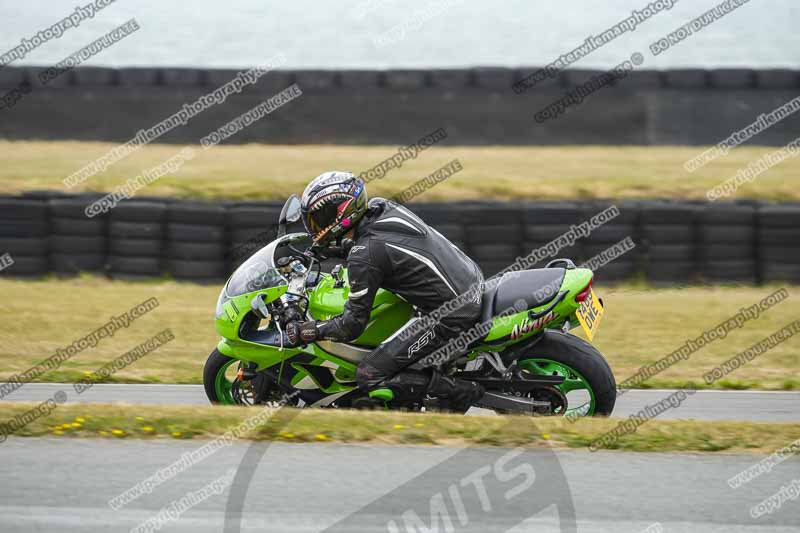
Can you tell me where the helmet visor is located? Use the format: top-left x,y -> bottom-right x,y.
304,201 -> 340,238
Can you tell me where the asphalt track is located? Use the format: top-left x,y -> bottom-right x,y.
2,383 -> 799,422
1,438 -> 798,532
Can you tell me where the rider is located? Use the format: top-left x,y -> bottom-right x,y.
285,171 -> 485,412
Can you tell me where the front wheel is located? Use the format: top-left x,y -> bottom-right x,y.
203,349 -> 243,405
516,330 -> 616,417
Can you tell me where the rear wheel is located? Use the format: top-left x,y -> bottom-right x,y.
516,330 -> 616,417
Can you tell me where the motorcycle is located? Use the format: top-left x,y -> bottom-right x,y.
204,195 -> 616,417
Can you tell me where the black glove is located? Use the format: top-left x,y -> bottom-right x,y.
286,320 -> 319,346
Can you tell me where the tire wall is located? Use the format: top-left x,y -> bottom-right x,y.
1,67 -> 799,145
1,195 -> 798,284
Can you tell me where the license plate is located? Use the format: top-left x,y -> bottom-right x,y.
575,288 -> 604,341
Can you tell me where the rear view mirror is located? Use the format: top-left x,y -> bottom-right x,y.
278,195 -> 302,237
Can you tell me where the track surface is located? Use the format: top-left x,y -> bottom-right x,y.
2,383 -> 799,422
1,438 -> 798,532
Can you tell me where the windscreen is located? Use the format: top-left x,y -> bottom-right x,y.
224,233 -> 312,296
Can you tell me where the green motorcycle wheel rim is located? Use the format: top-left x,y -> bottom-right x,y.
214,359 -> 240,405
518,358 -> 596,417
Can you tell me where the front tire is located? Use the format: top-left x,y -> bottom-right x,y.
517,330 -> 616,417
203,349 -> 239,404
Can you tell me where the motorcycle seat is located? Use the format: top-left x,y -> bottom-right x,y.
480,268 -> 565,324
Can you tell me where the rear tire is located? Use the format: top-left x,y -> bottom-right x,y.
518,330 -> 616,416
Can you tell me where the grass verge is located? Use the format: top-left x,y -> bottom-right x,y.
1,141 -> 799,201
0,277 -> 798,390
1,402 -> 797,454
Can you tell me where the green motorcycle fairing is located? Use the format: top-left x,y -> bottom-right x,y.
213,232 -> 594,403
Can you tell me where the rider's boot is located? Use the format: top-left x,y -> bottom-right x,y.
372,370 -> 431,405
426,371 -> 485,413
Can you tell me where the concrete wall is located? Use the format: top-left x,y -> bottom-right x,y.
1,66 -> 799,145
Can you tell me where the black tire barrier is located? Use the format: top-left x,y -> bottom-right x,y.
698,205 -> 756,283
758,227 -> 800,245
584,224 -> 634,244
51,253 -> 105,274
0,256 -> 48,276
230,227 -> 278,247
759,246 -> 800,264
166,259 -> 227,280
227,205 -> 283,227
166,223 -> 226,243
761,263 -> 800,283
522,240 -> 583,267
469,224 -> 521,245
0,219 -> 48,237
469,243 -> 519,261
476,260 -> 509,278
642,224 -> 693,244
51,235 -> 105,254
0,237 -> 48,256
0,194 -> 798,285
758,205 -> 800,227
112,201 -> 168,222
165,219 -> 225,278
703,260 -> 757,284
107,201 -> 165,277
407,205 -> 463,225
109,238 -> 162,257
524,203 -> 584,224
168,241 -> 225,260
703,244 -> 754,261
593,261 -> 637,282
165,201 -> 227,279
108,256 -> 161,276
647,244 -> 693,262
699,225 -> 756,243
0,198 -> 49,275
639,202 -> 698,225
109,221 -> 163,240
0,198 -> 48,219
49,197 -> 101,218
431,223 -> 465,242
167,203 -> 227,225
524,224 -> 575,241
48,197 -> 107,276
757,204 -> 800,283
646,261 -> 694,283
